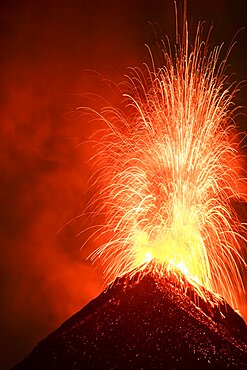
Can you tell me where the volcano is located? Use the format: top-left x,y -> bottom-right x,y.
13,261 -> 247,369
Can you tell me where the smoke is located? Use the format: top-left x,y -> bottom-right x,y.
0,1 -> 146,367
0,2 -> 96,368
0,1 -> 246,369
0,50 -> 99,370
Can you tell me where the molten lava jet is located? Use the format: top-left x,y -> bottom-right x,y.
87,22 -> 246,314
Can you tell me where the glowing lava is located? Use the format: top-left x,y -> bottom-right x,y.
86,21 -> 246,313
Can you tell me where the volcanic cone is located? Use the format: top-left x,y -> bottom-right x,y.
13,261 -> 247,369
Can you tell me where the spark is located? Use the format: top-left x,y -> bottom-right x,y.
85,20 -> 246,313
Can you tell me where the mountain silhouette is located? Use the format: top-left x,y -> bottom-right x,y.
13,261 -> 247,369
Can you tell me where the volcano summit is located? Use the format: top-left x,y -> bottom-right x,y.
13,261 -> 247,369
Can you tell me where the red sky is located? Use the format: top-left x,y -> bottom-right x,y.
1,1 -> 247,369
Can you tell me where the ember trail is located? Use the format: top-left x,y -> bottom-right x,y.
87,21 -> 246,313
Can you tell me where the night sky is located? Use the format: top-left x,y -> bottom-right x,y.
1,1 -> 247,369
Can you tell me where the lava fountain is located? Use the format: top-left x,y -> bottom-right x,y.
85,19 -> 246,315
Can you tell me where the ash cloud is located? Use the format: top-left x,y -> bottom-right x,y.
0,2 -> 145,368
0,1 -> 246,369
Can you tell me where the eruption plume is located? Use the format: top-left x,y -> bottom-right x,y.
11,6 -> 247,370
85,19 -> 246,314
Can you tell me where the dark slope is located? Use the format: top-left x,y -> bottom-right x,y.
13,262 -> 247,370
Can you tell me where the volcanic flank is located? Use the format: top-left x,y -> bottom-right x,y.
13,261 -> 247,370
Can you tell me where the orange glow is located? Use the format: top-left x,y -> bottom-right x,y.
87,21 -> 246,313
